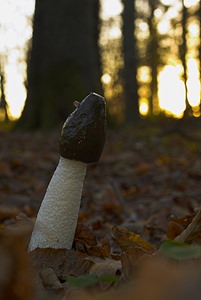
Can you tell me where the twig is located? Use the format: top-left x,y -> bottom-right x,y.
174,207 -> 201,243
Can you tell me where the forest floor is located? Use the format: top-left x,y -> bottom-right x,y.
1,118 -> 201,299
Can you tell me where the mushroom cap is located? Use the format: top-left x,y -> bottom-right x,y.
60,92 -> 106,163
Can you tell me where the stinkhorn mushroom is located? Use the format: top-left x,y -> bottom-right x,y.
28,92 -> 106,251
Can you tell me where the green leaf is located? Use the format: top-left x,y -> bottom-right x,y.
67,274 -> 99,288
66,274 -> 119,288
99,275 -> 119,284
160,240 -> 201,260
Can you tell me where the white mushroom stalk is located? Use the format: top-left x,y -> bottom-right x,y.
28,158 -> 86,251
28,92 -> 106,251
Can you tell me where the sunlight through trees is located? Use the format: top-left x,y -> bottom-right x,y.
0,0 -> 201,125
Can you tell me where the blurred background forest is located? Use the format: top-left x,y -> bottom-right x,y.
0,0 -> 201,129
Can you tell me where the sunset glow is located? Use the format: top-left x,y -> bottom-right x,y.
0,0 -> 201,121
4,64 -> 26,119
0,0 -> 34,119
158,65 -> 186,118
139,98 -> 149,116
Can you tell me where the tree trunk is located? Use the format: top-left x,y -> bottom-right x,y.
122,0 -> 140,125
199,1 -> 201,114
148,0 -> 159,115
19,0 -> 103,129
0,73 -> 9,122
181,1 -> 191,117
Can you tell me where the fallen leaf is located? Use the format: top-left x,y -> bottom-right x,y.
87,239 -> 110,258
134,162 -> 151,175
0,205 -> 20,222
160,240 -> 201,260
174,208 -> 201,243
89,258 -> 121,290
121,247 -> 149,279
40,268 -> 63,290
166,220 -> 183,240
112,226 -> 155,252
75,223 -> 97,247
68,258 -> 94,277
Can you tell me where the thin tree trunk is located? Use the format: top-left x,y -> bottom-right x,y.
122,0 -> 140,125
199,1 -> 201,114
181,1 -> 191,117
148,1 -> 159,115
0,73 -> 9,122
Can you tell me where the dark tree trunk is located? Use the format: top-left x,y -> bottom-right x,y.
199,1 -> 201,114
19,0 -> 103,129
181,1 -> 191,117
148,1 -> 159,115
0,73 -> 8,122
122,0 -> 140,125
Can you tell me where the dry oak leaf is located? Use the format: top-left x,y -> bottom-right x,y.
86,239 -> 111,258
74,223 -> 111,258
112,225 -> 155,252
0,205 -> 20,222
167,215 -> 193,240
40,267 -> 63,290
75,223 -> 97,247
88,258 -> 121,290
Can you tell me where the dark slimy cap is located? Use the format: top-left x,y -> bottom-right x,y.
60,92 -> 106,163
